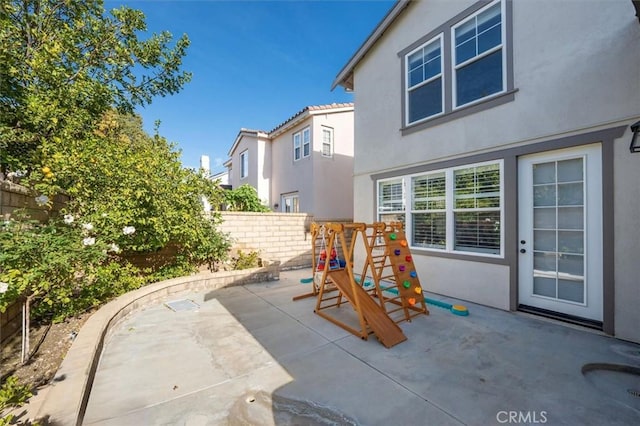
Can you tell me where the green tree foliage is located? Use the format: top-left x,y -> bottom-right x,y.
0,111 -> 232,321
0,213 -> 110,320
0,2 -> 230,322
223,184 -> 270,212
45,111 -> 229,257
0,0 -> 191,172
0,376 -> 32,425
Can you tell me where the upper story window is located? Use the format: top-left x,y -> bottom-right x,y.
322,127 -> 333,157
401,0 -> 512,130
293,132 -> 301,160
406,35 -> 443,124
453,2 -> 503,108
303,128 -> 310,157
240,150 -> 248,179
293,127 -> 311,161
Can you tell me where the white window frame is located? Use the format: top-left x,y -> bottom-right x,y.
411,171 -> 447,249
378,160 -> 504,258
281,193 -> 300,213
240,150 -> 248,179
377,178 -> 406,224
405,34 -> 445,126
321,126 -> 333,157
293,132 -> 302,161
302,127 -> 311,158
293,127 -> 311,160
451,0 -> 506,110
450,161 -> 503,256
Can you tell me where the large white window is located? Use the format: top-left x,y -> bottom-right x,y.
322,127 -> 333,157
406,35 -> 443,125
453,1 -> 504,108
411,173 -> 446,249
378,178 -> 405,224
453,163 -> 501,254
377,161 -> 503,257
240,150 -> 248,179
293,127 -> 311,160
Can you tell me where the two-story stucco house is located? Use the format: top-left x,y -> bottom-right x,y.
226,103 -> 354,220
333,0 -> 640,343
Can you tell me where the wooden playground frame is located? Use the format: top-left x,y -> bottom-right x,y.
293,222 -> 428,347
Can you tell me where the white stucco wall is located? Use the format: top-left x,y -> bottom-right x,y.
231,135 -> 257,189
312,111 -> 355,220
419,256 -> 511,310
256,137 -> 271,206
270,119 -> 315,212
613,128 -> 640,343
349,0 -> 640,340
354,0 -> 640,176
270,109 -> 354,219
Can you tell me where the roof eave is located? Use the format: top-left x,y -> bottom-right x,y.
268,110 -> 312,139
227,129 -> 268,157
331,0 -> 412,91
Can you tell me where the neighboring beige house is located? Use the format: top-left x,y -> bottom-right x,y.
226,103 -> 354,219
333,0 -> 640,343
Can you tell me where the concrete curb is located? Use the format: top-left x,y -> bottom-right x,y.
34,264 -> 280,426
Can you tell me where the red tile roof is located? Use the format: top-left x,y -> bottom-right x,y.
269,102 -> 354,134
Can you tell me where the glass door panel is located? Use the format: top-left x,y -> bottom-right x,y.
532,158 -> 585,304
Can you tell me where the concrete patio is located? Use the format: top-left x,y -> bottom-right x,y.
74,268 -> 640,425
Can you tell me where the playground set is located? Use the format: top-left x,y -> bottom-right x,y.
293,222 -> 431,348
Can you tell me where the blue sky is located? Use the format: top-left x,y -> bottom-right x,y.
105,0 -> 395,173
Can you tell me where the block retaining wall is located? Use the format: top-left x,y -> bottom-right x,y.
218,212 -> 314,270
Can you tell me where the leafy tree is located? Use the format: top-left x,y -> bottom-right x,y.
223,184 -> 270,212
0,0 -> 191,173
0,1 -> 231,325
60,111 -> 228,260
0,111 -> 232,322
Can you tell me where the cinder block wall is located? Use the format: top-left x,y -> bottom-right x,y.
0,180 -> 68,221
218,212 -> 315,270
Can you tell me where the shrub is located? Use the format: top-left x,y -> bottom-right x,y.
0,213 -> 109,322
0,376 -> 32,425
232,250 -> 260,270
223,185 -> 270,212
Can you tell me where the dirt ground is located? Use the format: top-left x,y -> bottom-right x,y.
1,312 -> 92,393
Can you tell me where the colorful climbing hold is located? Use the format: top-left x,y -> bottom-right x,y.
400,240 -> 408,247
451,305 -> 469,316
394,249 -> 401,256
408,297 -> 416,305
390,233 -> 397,240
414,286 -> 422,294
410,271 -> 417,278
405,255 -> 412,262
399,265 -> 406,272
403,280 -> 411,289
